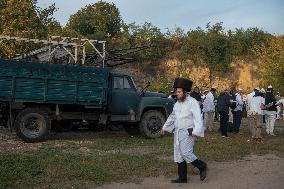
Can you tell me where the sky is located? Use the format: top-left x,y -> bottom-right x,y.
37,0 -> 284,35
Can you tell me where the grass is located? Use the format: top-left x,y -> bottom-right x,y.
0,119 -> 283,188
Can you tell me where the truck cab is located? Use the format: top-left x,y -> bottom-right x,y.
108,72 -> 174,138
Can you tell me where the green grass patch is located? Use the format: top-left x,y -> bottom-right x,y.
0,122 -> 283,188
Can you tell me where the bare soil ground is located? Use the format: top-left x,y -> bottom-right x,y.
97,154 -> 284,189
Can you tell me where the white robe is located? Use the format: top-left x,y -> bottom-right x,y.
234,93 -> 244,111
246,92 -> 255,112
203,92 -> 215,112
162,96 -> 204,163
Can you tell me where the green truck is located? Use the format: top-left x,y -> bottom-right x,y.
0,59 -> 174,142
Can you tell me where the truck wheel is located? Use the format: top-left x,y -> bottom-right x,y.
14,108 -> 51,143
139,110 -> 165,138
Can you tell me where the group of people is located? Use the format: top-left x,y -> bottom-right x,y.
201,86 -> 245,137
188,85 -> 282,139
163,77 -> 283,184
246,86 -> 283,141
172,86 -> 243,137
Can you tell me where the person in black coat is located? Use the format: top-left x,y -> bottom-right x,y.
190,87 -> 203,111
217,89 -> 236,137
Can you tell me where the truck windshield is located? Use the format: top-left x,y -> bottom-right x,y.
130,77 -> 137,90
113,76 -> 135,90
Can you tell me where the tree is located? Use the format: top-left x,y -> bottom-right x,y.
228,27 -> 272,56
66,1 -> 122,38
148,73 -> 173,94
0,0 -> 60,58
37,3 -> 62,36
203,23 -> 232,78
128,22 -> 168,61
181,23 -> 232,84
166,27 -> 187,59
256,36 -> 284,94
182,27 -> 206,63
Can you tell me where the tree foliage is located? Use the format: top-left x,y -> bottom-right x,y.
0,0 -> 60,58
127,22 -> 168,61
0,0 -> 282,93
255,36 -> 284,93
66,1 -> 121,38
179,23 -> 272,83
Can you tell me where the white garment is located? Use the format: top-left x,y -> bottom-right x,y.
163,96 -> 204,137
229,108 -> 233,123
174,129 -> 197,163
265,111 -> 276,134
276,99 -> 284,106
248,96 -> 265,115
246,92 -> 255,112
204,112 -> 214,131
276,99 -> 284,119
162,96 -> 204,163
276,106 -> 281,119
234,93 -> 243,111
202,92 -> 215,113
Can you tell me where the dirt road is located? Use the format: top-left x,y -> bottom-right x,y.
97,154 -> 284,189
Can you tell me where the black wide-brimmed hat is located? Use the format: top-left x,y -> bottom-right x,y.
173,78 -> 193,92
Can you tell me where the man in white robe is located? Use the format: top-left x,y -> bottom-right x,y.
161,78 -> 207,183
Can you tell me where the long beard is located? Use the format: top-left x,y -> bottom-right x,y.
177,95 -> 186,102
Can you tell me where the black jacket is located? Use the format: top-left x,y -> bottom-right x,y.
265,93 -> 277,111
217,92 -> 234,114
190,91 -> 202,102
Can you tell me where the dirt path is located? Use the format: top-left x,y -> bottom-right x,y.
97,154 -> 284,189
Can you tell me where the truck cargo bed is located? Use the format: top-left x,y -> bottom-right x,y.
0,60 -> 109,107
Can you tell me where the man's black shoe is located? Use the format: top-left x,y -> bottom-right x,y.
199,164 -> 207,181
191,159 -> 207,181
171,178 -> 187,183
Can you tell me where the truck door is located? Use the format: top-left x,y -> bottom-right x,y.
109,75 -> 140,115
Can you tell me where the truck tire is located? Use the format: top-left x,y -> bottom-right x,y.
14,108 -> 51,143
139,110 -> 165,138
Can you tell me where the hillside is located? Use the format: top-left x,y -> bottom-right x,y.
113,56 -> 264,94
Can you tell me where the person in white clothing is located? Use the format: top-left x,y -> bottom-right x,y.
246,87 -> 259,132
247,91 -> 265,141
276,98 -> 284,119
161,78 -> 207,183
202,89 -> 215,131
275,92 -> 281,119
246,87 -> 260,111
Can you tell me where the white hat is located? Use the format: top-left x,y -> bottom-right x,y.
254,87 -> 260,91
238,88 -> 243,91
268,85 -> 273,89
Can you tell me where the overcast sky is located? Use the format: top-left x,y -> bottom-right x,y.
37,0 -> 284,34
